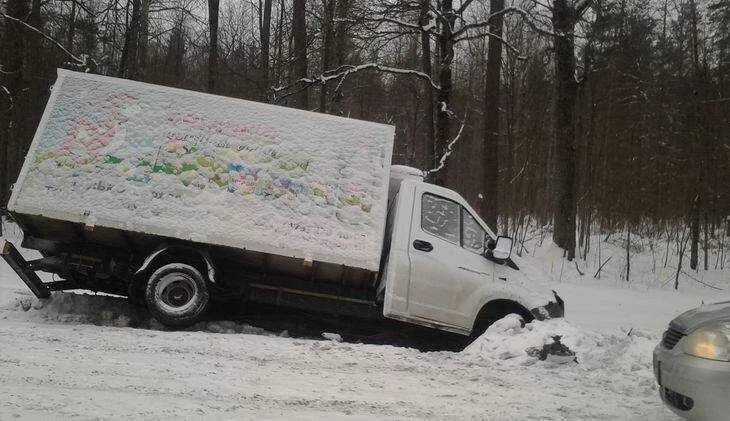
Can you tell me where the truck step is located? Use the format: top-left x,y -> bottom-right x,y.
1,241 -> 51,299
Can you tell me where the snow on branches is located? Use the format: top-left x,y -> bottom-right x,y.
0,13 -> 94,71
273,63 -> 441,104
424,115 -> 467,178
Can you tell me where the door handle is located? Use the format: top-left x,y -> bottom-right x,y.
413,239 -> 433,252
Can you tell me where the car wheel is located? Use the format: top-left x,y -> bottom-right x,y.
145,263 -> 209,327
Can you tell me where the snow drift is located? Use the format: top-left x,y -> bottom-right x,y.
3,291 -> 279,336
8,70 -> 395,271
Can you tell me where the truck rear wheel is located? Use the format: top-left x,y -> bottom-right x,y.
145,263 -> 209,328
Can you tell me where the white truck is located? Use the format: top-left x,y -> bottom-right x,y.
2,70 -> 563,340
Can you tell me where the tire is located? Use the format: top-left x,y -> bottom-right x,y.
466,309 -> 529,349
474,312 -> 525,334
145,263 -> 209,327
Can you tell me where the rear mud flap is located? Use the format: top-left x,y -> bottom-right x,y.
1,241 -> 51,299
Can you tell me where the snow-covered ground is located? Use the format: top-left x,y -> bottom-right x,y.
1,222 -> 729,420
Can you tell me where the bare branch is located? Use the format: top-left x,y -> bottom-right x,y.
1,85 -> 13,112
424,115 -> 467,177
455,31 -> 526,58
453,7 -> 555,38
575,0 -> 594,18
273,63 -> 441,103
0,13 -> 88,67
365,16 -> 423,31
457,0 -> 477,14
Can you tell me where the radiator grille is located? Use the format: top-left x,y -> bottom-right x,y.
662,387 -> 694,411
662,326 -> 685,350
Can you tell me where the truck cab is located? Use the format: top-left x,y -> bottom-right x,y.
377,166 -> 563,336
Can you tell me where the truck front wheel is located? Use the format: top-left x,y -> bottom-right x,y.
145,263 -> 210,327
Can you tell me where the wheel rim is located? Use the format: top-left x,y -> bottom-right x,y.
154,272 -> 199,315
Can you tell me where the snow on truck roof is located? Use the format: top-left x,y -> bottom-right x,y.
388,165 -> 425,204
8,69 -> 395,271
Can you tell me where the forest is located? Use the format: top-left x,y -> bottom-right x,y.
1,0 -> 728,275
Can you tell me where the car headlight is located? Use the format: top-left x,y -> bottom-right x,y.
680,323 -> 730,361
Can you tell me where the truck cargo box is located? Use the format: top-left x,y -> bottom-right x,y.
8,69 -> 395,272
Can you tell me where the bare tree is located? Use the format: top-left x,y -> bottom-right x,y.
260,0 -> 273,100
432,0 -> 456,185
319,0 -> 337,112
551,0 -> 593,260
119,0 -> 143,78
420,0 -> 436,172
292,0 -> 308,109
482,0 -> 505,229
331,0 -> 352,115
162,17 -> 186,86
208,0 -> 220,93
0,0 -> 27,209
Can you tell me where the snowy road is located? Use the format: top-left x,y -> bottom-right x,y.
0,284 -> 681,420
0,309 -> 668,420
3,230 -> 728,420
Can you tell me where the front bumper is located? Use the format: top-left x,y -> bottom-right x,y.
653,343 -> 730,420
530,291 -> 565,321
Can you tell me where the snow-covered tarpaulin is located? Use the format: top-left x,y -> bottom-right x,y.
8,69 -> 395,271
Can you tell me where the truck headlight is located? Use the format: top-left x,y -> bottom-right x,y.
680,324 -> 730,361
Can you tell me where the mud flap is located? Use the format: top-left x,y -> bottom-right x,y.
1,240 -> 51,299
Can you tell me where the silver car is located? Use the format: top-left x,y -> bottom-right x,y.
653,301 -> 730,420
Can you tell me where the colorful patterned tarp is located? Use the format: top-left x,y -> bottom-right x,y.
9,70 -> 395,271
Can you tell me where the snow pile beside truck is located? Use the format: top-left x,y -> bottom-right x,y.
8,69 -> 395,271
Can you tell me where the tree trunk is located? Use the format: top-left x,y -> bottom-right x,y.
164,19 -> 186,85
675,231 -> 687,290
626,225 -> 631,282
333,0 -> 350,61
690,204 -> 699,270
20,0 -> 45,168
137,0 -> 150,80
275,0 -> 285,87
260,0 -> 273,101
420,0 -> 435,172
551,0 -> 578,260
687,0 -> 705,272
319,0 -> 336,113
292,0 -> 308,109
482,0 -> 504,230
703,212 -> 709,271
0,0 -> 29,210
329,0 -> 350,115
433,0 -> 455,185
66,1 -> 77,53
207,0 -> 220,93
118,0 -> 142,78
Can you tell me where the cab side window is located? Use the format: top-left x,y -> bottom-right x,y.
421,193 -> 460,244
461,210 -> 485,254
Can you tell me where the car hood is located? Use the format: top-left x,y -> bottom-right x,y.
671,301 -> 730,333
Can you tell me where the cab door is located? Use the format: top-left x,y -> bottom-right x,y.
406,185 -> 494,329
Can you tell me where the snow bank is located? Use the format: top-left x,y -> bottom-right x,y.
2,291 -> 278,336
9,70 -> 395,271
463,315 -> 659,399
520,226 -> 729,292
322,332 -> 343,342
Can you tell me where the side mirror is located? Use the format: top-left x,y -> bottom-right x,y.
492,236 -> 513,260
